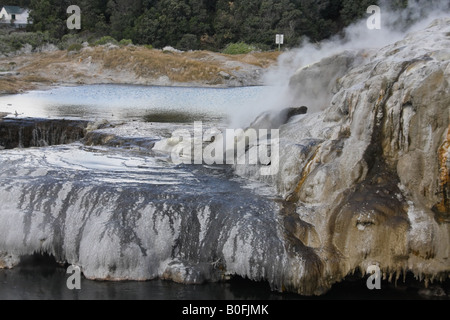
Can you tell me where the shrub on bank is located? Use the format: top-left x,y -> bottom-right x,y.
119,39 -> 133,46
67,43 -> 83,52
0,31 -> 55,55
177,34 -> 199,51
94,36 -> 119,46
222,42 -> 256,55
59,33 -> 85,50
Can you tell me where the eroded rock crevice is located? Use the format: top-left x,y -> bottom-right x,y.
0,118 -> 88,149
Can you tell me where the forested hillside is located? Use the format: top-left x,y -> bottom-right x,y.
1,0 -> 411,50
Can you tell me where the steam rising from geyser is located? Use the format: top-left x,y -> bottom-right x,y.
229,0 -> 450,128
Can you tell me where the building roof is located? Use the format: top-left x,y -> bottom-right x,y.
2,6 -> 27,15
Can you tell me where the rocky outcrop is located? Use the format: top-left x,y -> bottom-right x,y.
236,18 -> 450,292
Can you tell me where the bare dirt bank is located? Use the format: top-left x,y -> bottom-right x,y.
0,46 -> 281,95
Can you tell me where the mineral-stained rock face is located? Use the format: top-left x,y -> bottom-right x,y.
236,18 -> 450,290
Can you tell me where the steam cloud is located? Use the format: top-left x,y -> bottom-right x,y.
229,0 -> 450,128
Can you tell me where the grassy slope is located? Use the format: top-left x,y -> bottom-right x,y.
0,46 -> 281,94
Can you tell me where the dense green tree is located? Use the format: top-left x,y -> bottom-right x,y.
134,0 -> 191,48
107,0 -> 142,40
177,33 -> 198,50
0,0 -> 31,7
28,0 -> 72,38
340,0 -> 377,26
76,0 -> 110,35
22,0 -> 435,51
213,0 -> 306,47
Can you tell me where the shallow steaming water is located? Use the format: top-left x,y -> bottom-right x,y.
0,84 -> 265,123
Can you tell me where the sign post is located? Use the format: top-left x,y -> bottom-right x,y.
275,34 -> 284,51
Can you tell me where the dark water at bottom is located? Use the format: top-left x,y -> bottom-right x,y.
0,255 -> 447,300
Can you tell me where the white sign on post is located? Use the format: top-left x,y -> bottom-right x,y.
275,34 -> 284,44
276,34 -> 284,50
